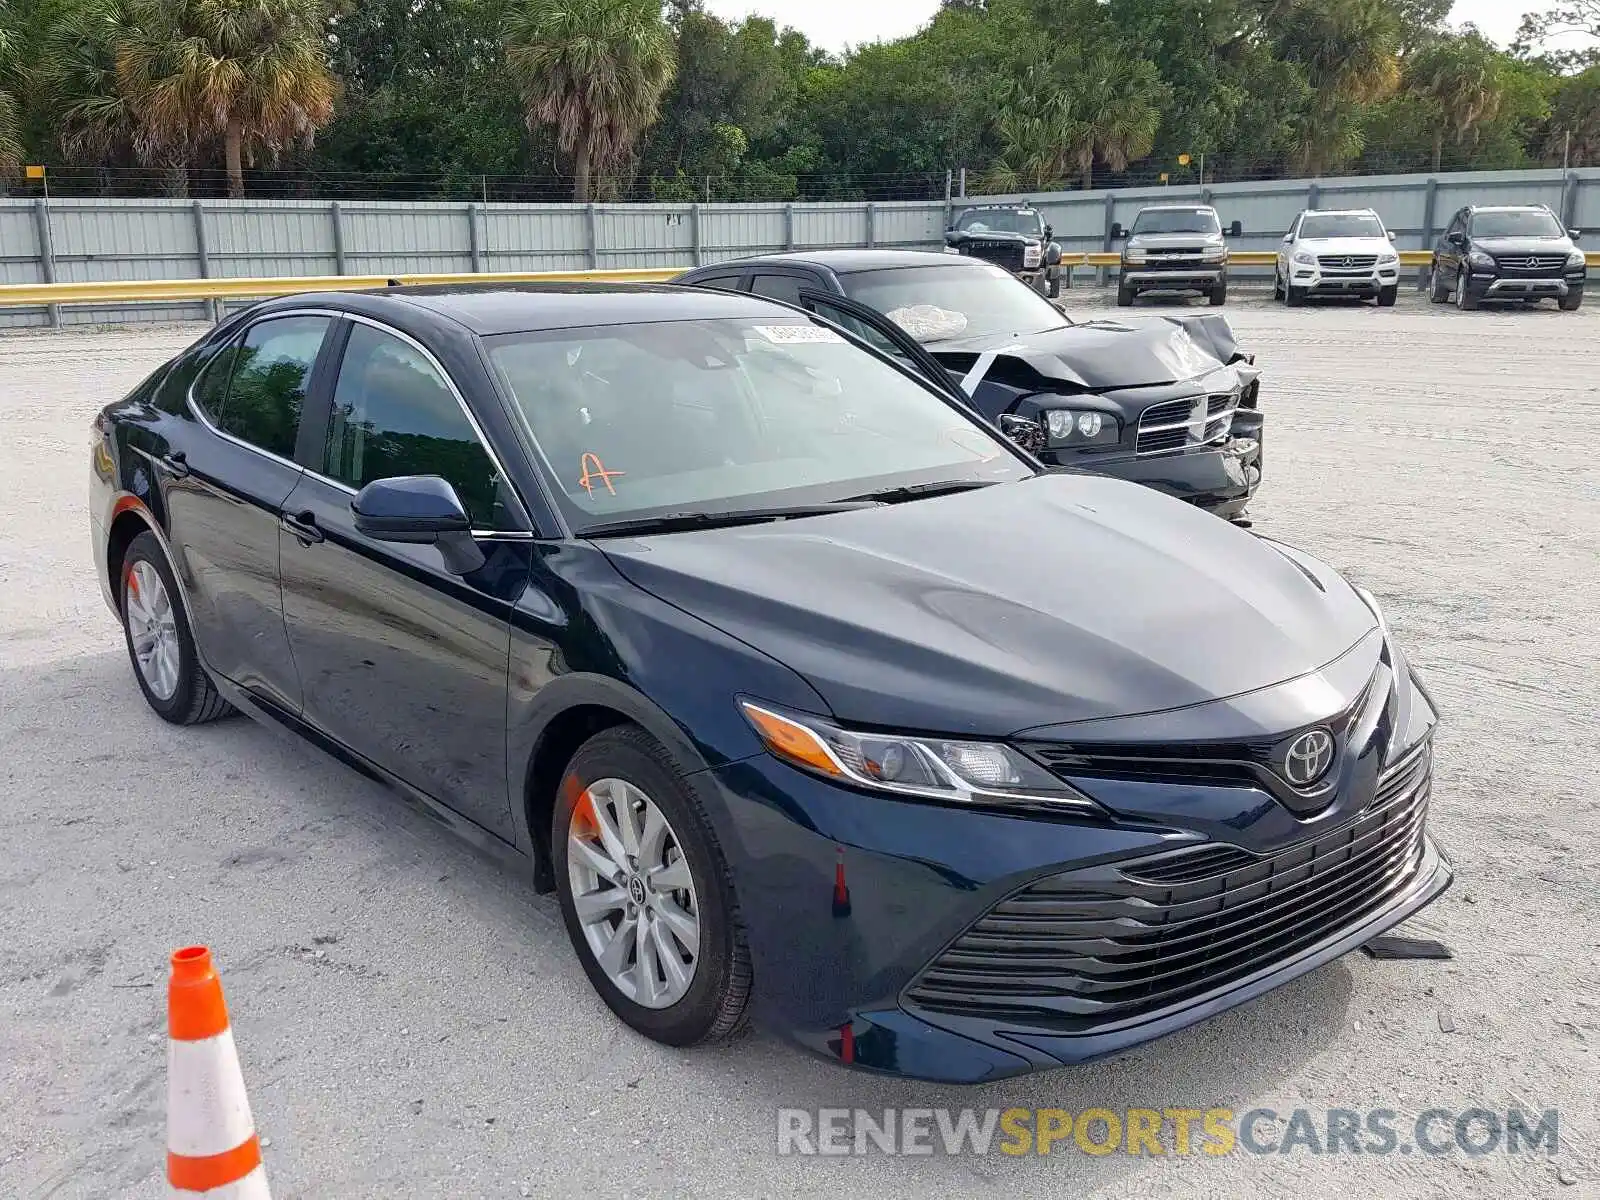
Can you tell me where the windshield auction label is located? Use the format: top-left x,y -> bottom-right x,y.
754,325 -> 846,344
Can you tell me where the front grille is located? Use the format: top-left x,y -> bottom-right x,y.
963,240 -> 1025,271
1317,254 -> 1378,272
1136,392 -> 1238,455
904,742 -> 1433,1031
1139,250 -> 1209,272
1494,255 -> 1567,275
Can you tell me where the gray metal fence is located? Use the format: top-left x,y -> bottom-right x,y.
2,166 -> 1595,328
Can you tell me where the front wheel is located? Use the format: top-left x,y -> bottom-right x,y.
1272,268 -> 1285,300
1116,281 -> 1136,307
1560,289 -> 1584,311
553,726 -> 751,1047
1454,268 -> 1479,311
1377,286 -> 1398,308
119,532 -> 232,725
1429,262 -> 1450,303
1285,285 -> 1307,308
1046,270 -> 1061,299
1209,283 -> 1228,307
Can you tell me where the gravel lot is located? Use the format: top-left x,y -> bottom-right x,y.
1,292 -> 1596,1199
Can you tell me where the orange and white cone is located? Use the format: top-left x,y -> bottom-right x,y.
166,946 -> 271,1198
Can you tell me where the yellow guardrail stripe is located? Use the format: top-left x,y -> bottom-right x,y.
0,254 -> 1592,308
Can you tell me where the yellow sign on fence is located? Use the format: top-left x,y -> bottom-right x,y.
24,165 -> 45,179
1177,154 -> 1192,167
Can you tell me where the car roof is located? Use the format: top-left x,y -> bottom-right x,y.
1302,208 -> 1379,216
255,282 -> 800,337
958,203 -> 1039,212
692,249 -> 969,275
1468,204 -> 1551,213
1135,204 -> 1218,215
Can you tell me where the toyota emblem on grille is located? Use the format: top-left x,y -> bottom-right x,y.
1285,730 -> 1335,786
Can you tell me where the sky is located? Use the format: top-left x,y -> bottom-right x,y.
702,1 -> 1554,53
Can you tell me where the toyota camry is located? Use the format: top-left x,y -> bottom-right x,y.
90,283 -> 1450,1082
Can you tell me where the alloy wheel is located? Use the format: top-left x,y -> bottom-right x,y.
126,560 -> 180,701
567,777 -> 700,1009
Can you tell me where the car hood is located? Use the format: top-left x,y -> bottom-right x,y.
1473,235 -> 1576,255
925,313 -> 1245,391
1296,237 -> 1395,256
597,474 -> 1377,737
950,230 -> 1039,243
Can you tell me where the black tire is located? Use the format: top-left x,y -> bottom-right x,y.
552,725 -> 752,1046
1429,262 -> 1450,303
1377,286 -> 1398,308
119,531 -> 232,725
1046,270 -> 1061,299
1285,285 -> 1307,308
1454,267 -> 1479,311
1560,290 -> 1583,312
1272,268 -> 1284,300
1209,283 -> 1227,307
1116,281 -> 1135,307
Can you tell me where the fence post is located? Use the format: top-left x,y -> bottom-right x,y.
1419,177 -> 1438,291
958,167 -> 967,198
469,203 -> 484,273
866,202 -> 877,248
192,200 -> 220,323
943,169 -> 953,231
1100,191 -> 1116,289
690,204 -> 702,266
33,199 -> 60,328
1307,180 -> 1320,211
585,203 -> 599,270
1562,172 -> 1580,230
784,202 -> 795,251
330,201 -> 347,276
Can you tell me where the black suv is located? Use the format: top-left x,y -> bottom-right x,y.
1430,204 -> 1586,311
943,204 -> 1064,297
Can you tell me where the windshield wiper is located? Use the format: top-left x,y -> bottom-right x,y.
837,479 -> 1001,504
579,502 -> 877,539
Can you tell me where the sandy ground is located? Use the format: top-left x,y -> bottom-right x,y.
1,291 -> 1596,1198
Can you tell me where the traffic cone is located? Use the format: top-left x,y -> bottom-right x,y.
166,946 -> 271,1198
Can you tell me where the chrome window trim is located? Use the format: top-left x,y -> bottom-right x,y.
187,306 -> 534,534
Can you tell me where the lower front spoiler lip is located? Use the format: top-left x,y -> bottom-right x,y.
1480,278 -> 1572,297
855,835 -> 1453,1083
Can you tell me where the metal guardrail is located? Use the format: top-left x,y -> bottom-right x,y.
0,252 -> 1592,309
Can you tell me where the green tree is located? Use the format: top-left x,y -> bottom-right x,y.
0,1 -> 22,179
116,0 -> 337,197
1406,31 -> 1507,171
503,0 -> 677,201
1544,64 -> 1600,166
1269,0 -> 1401,174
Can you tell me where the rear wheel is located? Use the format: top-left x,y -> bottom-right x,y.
552,726 -> 751,1046
1560,289 -> 1583,311
119,532 -> 231,725
1377,286 -> 1398,308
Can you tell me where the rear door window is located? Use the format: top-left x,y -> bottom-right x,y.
750,274 -> 810,305
212,316 -> 331,460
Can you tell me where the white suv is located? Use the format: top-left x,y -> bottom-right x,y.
1275,209 -> 1401,307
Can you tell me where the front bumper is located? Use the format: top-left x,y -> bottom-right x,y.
1465,271 -> 1585,300
1121,266 -> 1226,292
1064,434 -> 1262,519
699,733 -> 1450,1083
1289,262 -> 1400,296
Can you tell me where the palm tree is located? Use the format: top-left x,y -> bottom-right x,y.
36,0 -> 152,185
1406,33 -> 1506,171
0,6 -> 22,181
986,64 -> 1082,192
117,0 -> 336,198
1274,0 -> 1400,175
1061,47 -> 1165,191
503,0 -> 677,202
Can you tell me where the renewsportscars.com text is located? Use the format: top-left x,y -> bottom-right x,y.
775,1106 -> 1560,1158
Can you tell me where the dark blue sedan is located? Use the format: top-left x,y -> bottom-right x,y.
89,283 -> 1450,1082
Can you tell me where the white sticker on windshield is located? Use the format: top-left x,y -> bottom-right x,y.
753,324 -> 845,344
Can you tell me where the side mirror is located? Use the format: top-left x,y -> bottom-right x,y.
352,475 -> 484,575
1387,230 -> 1397,242
944,229 -> 960,246
1110,222 -> 1125,240
1282,233 -> 1294,243
1570,229 -> 1582,243
1045,243 -> 1063,266
1227,220 -> 1243,238
1448,231 -> 1468,249
1043,224 -> 1054,241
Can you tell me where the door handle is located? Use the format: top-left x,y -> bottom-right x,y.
159,450 -> 189,478
280,510 -> 325,545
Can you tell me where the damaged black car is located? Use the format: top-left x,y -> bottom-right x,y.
674,251 -> 1264,522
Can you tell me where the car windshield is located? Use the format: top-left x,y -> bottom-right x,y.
487,317 -> 1031,531
838,263 -> 1069,344
1132,209 -> 1221,236
1301,213 -> 1385,239
955,209 -> 1044,237
1472,210 -> 1564,238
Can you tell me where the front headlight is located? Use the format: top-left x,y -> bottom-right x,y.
1293,250 -> 1315,265
1468,250 -> 1495,269
1123,248 -> 1147,265
1568,250 -> 1587,269
1043,408 -> 1121,446
1379,251 -> 1399,265
739,700 -> 1102,812
1201,246 -> 1228,264
1023,240 -> 1043,267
